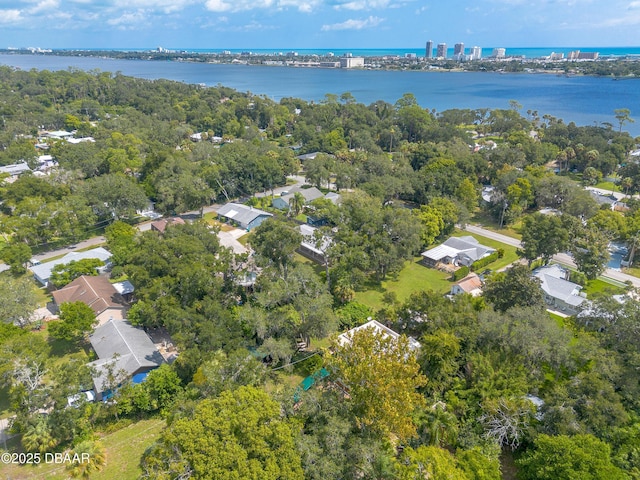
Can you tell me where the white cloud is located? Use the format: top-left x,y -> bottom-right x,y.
321,15 -> 383,30
107,10 -> 148,27
0,9 -> 22,23
114,0 -> 194,13
629,1 -> 640,8
333,0 -> 390,10
27,0 -> 59,14
205,0 -> 274,12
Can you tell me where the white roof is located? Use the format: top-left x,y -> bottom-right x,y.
337,320 -> 421,351
422,244 -> 460,261
30,247 -> 112,285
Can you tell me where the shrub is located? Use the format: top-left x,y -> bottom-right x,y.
470,252 -> 500,271
452,266 -> 470,281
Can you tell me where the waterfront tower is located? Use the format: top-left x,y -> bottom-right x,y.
454,43 -> 465,60
425,40 -> 434,59
437,43 -> 447,58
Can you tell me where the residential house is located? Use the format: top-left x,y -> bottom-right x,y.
532,264 -> 586,315
421,236 -> 495,268
450,273 -> 483,296
589,190 -> 618,211
0,162 -> 32,182
297,225 -> 331,264
51,275 -> 128,324
87,320 -> 164,400
337,319 -> 421,352
30,247 -> 112,286
217,203 -> 273,231
272,186 -> 324,210
150,217 -> 186,234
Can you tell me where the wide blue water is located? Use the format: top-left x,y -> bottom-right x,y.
1,53 -> 639,136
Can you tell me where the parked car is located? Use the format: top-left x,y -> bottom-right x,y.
67,390 -> 96,408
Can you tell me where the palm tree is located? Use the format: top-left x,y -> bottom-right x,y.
66,440 -> 107,479
289,192 -> 305,217
22,418 -> 58,453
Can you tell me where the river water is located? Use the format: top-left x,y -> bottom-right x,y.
1,54 -> 639,136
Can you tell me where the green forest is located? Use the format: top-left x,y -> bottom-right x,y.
1,65 -> 640,479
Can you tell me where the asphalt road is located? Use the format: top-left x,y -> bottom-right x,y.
464,224 -> 640,288
21,175 -> 309,265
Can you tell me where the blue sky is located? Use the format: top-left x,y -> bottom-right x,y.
0,0 -> 639,49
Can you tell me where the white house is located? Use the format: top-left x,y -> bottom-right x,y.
337,319 -> 421,351
421,236 -> 495,268
532,264 -> 586,314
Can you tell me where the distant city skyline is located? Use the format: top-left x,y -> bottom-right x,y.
0,1 -> 639,50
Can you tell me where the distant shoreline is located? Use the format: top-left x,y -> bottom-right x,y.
2,49 -> 640,79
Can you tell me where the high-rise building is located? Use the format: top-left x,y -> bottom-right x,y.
491,48 -> 506,58
470,46 -> 482,61
437,43 -> 447,58
454,43 -> 465,58
425,40 -> 434,59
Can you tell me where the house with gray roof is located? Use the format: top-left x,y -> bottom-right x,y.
87,320 -> 164,401
272,186 -> 325,210
532,264 -> 586,315
421,236 -> 495,268
30,247 -> 112,286
0,162 -> 32,180
217,203 -> 273,231
297,225 -> 331,264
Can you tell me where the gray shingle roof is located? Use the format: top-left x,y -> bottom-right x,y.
88,320 -> 164,393
217,203 -> 272,227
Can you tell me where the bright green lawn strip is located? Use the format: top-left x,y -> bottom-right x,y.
451,231 -> 520,271
1,418 -> 165,480
594,181 -> 621,193
469,211 -> 522,240
354,258 -> 450,311
582,278 -> 626,297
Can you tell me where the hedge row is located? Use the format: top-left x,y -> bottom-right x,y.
470,248 -> 504,271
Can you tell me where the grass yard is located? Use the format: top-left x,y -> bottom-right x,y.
354,258 -> 451,311
237,232 -> 252,247
594,180 -> 621,193
583,277 -> 626,297
1,418 -> 165,480
469,211 -> 522,240
623,266 -> 640,279
451,231 -> 520,271
202,213 -> 235,232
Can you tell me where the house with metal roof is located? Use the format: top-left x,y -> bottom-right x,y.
421,236 -> 495,268
87,320 -> 164,401
30,247 -> 112,286
532,264 -> 586,315
217,203 -> 272,231
297,225 -> 331,264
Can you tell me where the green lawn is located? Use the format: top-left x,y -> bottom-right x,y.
469,211 -> 522,240
594,181 -> 621,193
623,266 -> 640,279
451,231 -> 520,271
353,258 -> 451,310
1,418 -> 165,480
202,213 -> 235,231
583,277 -> 626,297
237,232 -> 252,246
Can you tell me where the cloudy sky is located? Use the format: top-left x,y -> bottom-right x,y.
0,0 -> 639,49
